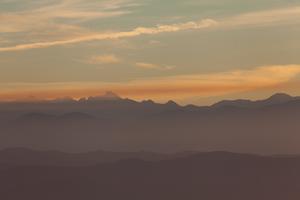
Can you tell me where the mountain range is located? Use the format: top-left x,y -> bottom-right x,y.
0,92 -> 300,154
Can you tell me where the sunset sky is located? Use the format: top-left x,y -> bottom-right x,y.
1,0 -> 300,105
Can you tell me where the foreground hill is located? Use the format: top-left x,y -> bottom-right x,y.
0,148 -> 194,166
0,150 -> 300,200
1,93 -> 300,154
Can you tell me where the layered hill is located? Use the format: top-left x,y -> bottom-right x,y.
0,93 -> 300,154
0,148 -> 300,200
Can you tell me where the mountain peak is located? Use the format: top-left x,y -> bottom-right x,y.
166,100 -> 179,107
103,91 -> 121,99
211,93 -> 296,108
265,93 -> 293,103
87,91 -> 121,101
268,93 -> 292,99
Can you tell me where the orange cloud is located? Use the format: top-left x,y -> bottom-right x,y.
135,62 -> 175,70
0,65 -> 300,103
86,54 -> 121,65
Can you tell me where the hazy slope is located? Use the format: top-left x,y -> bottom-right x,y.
1,151 -> 300,200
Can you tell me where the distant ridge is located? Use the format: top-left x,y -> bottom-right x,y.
18,112 -> 95,121
212,93 -> 298,108
0,147 -> 199,166
2,92 -> 300,154
59,112 -> 96,120
264,93 -> 294,103
18,113 -> 56,121
82,91 -> 122,102
1,92 -> 299,108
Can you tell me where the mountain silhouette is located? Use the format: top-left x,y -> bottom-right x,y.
0,148 -> 173,166
1,149 -> 300,200
59,112 -> 96,120
212,92 -> 297,108
1,93 -> 300,154
85,91 -> 122,102
18,112 -> 95,121
266,92 -> 293,101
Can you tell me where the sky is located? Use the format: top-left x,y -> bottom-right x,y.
0,0 -> 300,105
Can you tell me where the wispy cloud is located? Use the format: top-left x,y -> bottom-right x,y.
1,64 -> 300,102
0,0 -> 131,32
0,0 -> 135,46
0,19 -> 217,52
1,5 -> 300,52
222,6 -> 300,28
136,62 -> 175,70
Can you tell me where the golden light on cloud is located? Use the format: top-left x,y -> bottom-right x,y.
86,54 -> 121,65
0,65 -> 300,103
135,62 -> 175,70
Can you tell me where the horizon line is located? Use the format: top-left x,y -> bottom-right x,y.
0,92 -> 296,107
